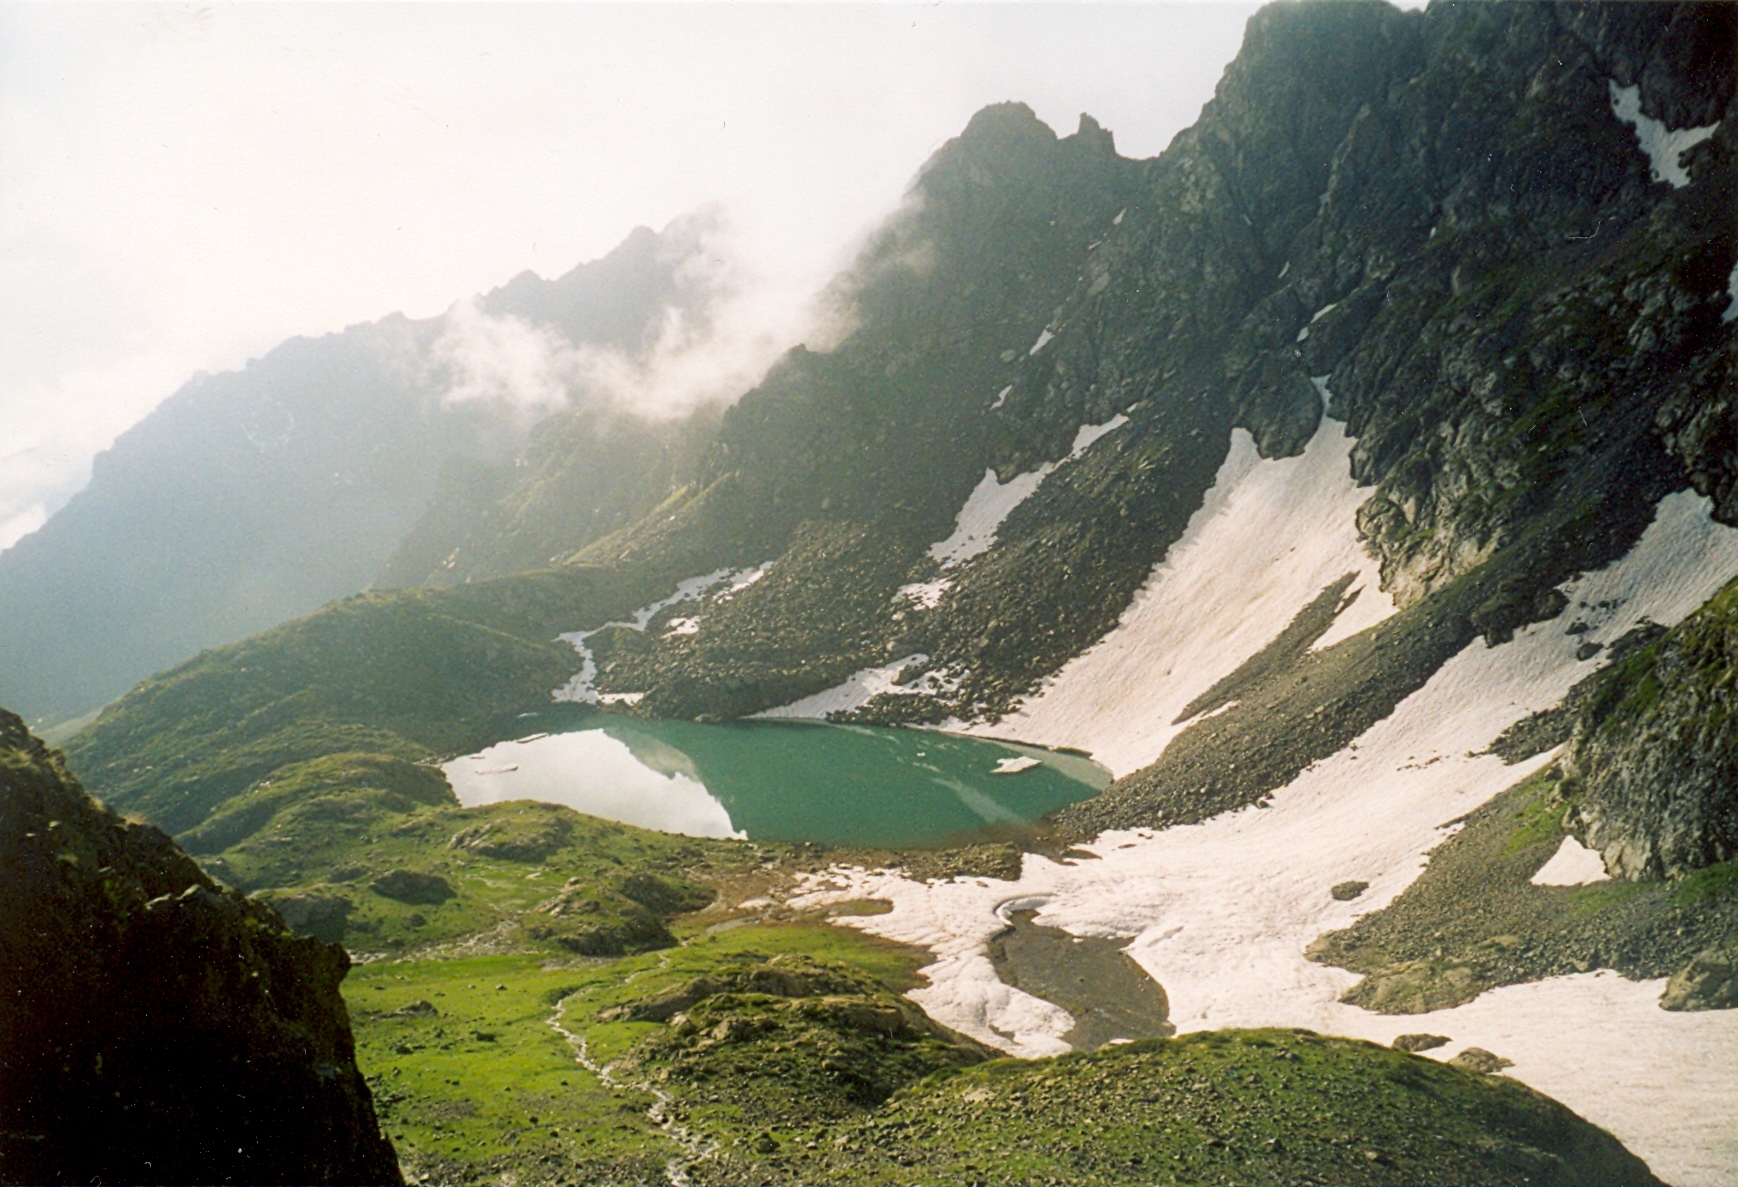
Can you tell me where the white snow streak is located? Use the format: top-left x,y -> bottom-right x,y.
1609,82 -> 1720,189
766,414 -> 1135,720
928,415 -> 1130,569
991,384 -> 1013,410
972,409 -> 1393,777
1295,301 -> 1339,342
929,469 -> 1052,568
1028,328 -> 1055,355
1531,835 -> 1611,886
753,654 -> 930,720
553,568 -> 746,703
1723,259 -> 1737,325
991,756 -> 1043,775
794,489 -> 1738,1185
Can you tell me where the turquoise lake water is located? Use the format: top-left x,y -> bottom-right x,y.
442,718 -> 1108,847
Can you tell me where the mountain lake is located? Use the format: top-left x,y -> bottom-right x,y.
442,717 -> 1109,846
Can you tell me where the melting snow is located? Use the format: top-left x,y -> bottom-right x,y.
928,415 -> 1130,569
754,654 -> 930,720
1609,82 -> 1720,189
663,617 -> 700,637
1069,413 -> 1127,455
1724,259 -> 1737,325
896,578 -> 952,611
990,384 -> 1013,410
972,405 -> 1393,776
929,470 -> 1052,568
792,488 -> 1738,1185
991,756 -> 1043,775
553,567 -> 754,703
1531,835 -> 1611,886
721,565 -> 770,597
1028,328 -> 1055,355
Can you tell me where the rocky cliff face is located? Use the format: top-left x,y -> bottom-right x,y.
1567,577 -> 1738,880
0,709 -> 399,1185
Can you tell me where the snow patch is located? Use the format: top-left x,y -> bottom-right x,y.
991,756 -> 1043,775
1609,82 -> 1720,189
896,578 -> 952,611
928,469 -> 1052,568
1295,301 -> 1339,342
754,654 -> 929,720
663,617 -> 700,637
927,415 -> 1130,570
720,565 -> 771,598
793,489 -> 1738,1184
971,407 -> 1393,776
552,567 -> 754,703
1069,414 -> 1127,456
1531,836 -> 1611,886
1028,328 -> 1054,355
990,384 -> 1013,410
1112,208 -> 1126,226
1724,259 -> 1738,325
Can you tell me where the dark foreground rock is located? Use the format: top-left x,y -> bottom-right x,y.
0,708 -> 400,1186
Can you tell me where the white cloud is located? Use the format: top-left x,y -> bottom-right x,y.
0,2 -> 1259,547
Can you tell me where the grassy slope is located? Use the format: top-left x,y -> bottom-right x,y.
1309,765 -> 1738,1013
149,746 -> 1661,1186
61,565 -> 681,834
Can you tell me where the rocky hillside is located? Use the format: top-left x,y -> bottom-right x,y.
0,708 -> 399,1185
0,216 -> 721,729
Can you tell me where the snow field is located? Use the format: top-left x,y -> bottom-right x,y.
928,414 -> 1129,569
791,489 -> 1738,1185
1609,82 -> 1720,189
972,409 -> 1395,776
753,653 -> 931,720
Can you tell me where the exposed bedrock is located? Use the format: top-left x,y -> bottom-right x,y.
0,709 -> 399,1186
1566,577 -> 1738,880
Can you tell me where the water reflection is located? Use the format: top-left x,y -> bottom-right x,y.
442,719 -> 1107,846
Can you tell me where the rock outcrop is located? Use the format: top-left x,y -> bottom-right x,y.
1568,576 -> 1738,879
0,709 -> 399,1185
1660,945 -> 1738,1011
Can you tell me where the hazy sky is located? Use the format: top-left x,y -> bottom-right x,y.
0,1 -> 1284,551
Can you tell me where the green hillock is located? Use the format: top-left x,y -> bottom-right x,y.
61,564 -> 679,834
735,1028 -> 1660,1187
